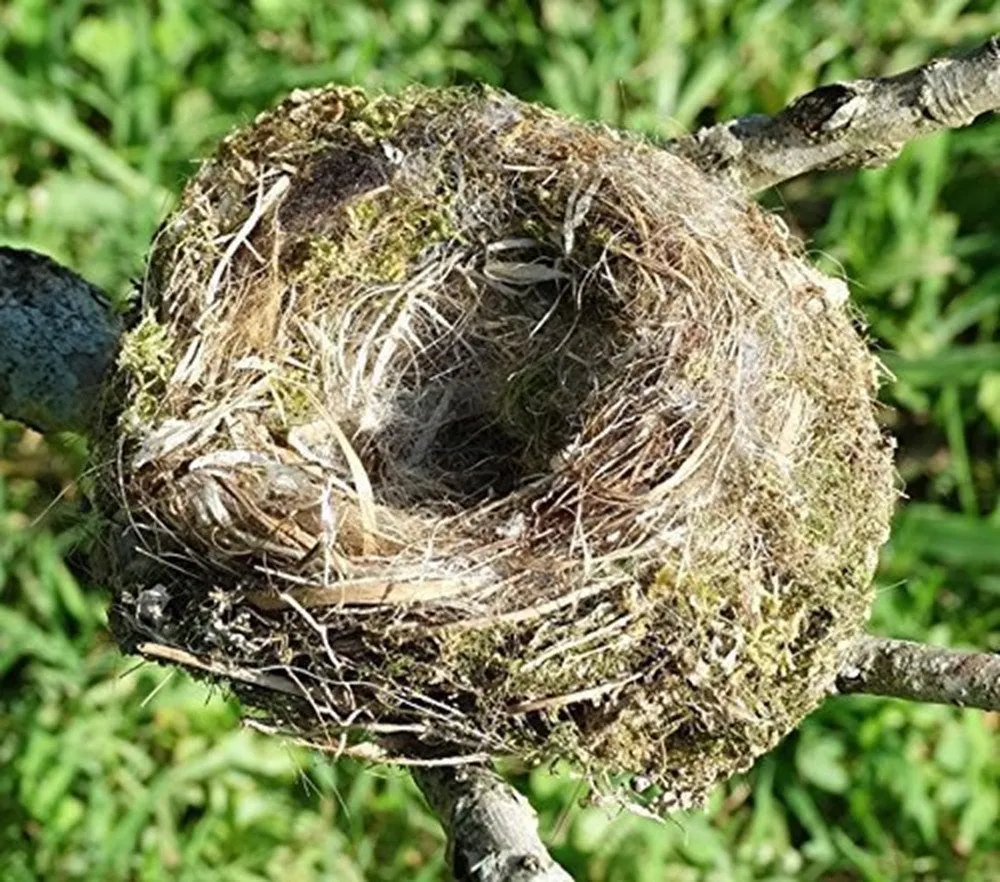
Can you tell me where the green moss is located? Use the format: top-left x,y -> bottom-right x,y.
438,626 -> 519,695
115,315 -> 177,431
266,367 -> 319,429
298,187 -> 456,284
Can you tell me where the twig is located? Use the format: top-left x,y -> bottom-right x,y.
246,575 -> 478,610
673,36 -> 1000,192
508,674 -> 641,715
414,765 -> 574,882
838,636 -> 1000,711
137,641 -> 307,697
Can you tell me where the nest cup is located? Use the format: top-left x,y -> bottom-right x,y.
100,85 -> 895,810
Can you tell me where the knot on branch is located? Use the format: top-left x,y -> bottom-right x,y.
671,34 -> 1000,192
784,82 -> 866,139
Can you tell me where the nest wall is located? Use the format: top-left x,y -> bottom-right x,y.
99,85 -> 896,810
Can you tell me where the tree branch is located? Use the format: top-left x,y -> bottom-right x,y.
673,36 -> 1000,192
838,636 -> 1000,711
414,765 -> 574,882
0,247 -> 121,433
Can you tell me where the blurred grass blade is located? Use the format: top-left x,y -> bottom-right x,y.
0,67 -> 163,202
892,505 -> 1000,567
884,344 -> 1000,387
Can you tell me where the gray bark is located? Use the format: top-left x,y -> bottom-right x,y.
0,247 -> 121,433
838,636 -> 1000,710
414,765 -> 574,882
672,35 -> 1000,193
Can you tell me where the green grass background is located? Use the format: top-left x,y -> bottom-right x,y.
2,1 -> 999,879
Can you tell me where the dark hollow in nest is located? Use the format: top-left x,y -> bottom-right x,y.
98,85 -> 896,810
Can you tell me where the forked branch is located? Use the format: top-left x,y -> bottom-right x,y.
674,36 -> 1000,192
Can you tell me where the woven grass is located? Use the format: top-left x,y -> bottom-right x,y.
98,85 -> 895,810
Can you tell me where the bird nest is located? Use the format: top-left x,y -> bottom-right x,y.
97,85 -> 895,810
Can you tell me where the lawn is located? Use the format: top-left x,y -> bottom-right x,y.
1,1 -> 999,880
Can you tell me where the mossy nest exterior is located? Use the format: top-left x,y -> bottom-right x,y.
99,85 -> 895,810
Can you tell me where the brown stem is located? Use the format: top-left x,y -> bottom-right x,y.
414,765 -> 574,882
673,36 -> 1000,192
838,636 -> 1000,711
